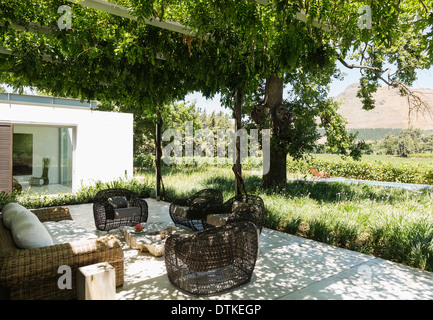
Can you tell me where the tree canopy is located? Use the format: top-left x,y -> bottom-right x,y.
1,0 -> 432,186
1,1 -> 431,106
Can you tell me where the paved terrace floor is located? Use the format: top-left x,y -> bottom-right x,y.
69,199 -> 433,300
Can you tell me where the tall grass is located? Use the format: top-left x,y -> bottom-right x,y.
137,167 -> 433,272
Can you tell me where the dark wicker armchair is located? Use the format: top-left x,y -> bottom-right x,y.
165,221 -> 258,296
93,188 -> 148,231
207,194 -> 265,233
169,189 -> 223,231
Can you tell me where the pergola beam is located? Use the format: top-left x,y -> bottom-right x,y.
66,0 -> 329,36
66,0 -> 197,36
0,46 -> 55,62
67,0 -> 136,20
0,22 -> 54,35
0,46 -> 113,87
0,0 -> 327,51
253,0 -> 329,30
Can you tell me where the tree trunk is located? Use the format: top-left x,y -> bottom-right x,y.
261,76 -> 287,188
155,110 -> 165,200
234,89 -> 243,196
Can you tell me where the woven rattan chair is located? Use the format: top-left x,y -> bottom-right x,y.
93,188 -> 148,231
207,194 -> 265,233
169,189 -> 223,231
165,221 -> 258,296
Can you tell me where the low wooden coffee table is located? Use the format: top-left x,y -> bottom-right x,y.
120,222 -> 192,257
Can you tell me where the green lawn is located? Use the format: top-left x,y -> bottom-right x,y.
136,166 -> 433,272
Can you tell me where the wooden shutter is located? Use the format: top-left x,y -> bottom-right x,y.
0,123 -> 13,193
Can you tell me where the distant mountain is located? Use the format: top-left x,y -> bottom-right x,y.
335,83 -> 433,130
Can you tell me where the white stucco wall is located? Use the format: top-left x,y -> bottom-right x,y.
0,99 -> 133,191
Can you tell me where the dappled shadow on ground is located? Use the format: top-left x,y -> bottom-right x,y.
284,255 -> 433,300
70,202 -> 433,300
116,227 -> 433,300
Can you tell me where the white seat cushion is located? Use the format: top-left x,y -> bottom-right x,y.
114,207 -> 142,218
43,220 -> 97,244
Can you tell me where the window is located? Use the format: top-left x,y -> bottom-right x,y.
13,125 -> 73,194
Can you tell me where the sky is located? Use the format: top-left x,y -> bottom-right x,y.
184,64 -> 433,115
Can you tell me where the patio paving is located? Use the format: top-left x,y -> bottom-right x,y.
69,198 -> 433,300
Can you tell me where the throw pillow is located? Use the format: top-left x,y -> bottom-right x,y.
2,202 -> 29,229
108,196 -> 128,209
10,209 -> 54,249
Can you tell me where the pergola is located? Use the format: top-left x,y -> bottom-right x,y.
2,1 -> 430,196
64,0 -> 328,199
0,0 -> 326,198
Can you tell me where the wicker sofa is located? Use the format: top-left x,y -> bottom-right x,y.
0,205 -> 124,300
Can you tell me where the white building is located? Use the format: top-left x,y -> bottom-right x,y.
0,93 -> 133,194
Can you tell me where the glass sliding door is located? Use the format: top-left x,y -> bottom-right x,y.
12,125 -> 73,194
59,127 -> 73,188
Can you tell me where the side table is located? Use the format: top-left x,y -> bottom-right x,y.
77,262 -> 116,300
120,222 -> 192,257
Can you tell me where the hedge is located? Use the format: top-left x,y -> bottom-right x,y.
135,153 -> 433,185
290,158 -> 433,185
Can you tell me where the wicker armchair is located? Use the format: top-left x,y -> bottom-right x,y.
165,221 -> 258,296
169,189 -> 223,231
207,194 -> 265,233
93,188 -> 148,231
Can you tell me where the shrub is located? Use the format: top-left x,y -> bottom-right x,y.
0,191 -> 17,211
289,158 -> 433,185
134,153 -> 155,169
15,178 -> 152,209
